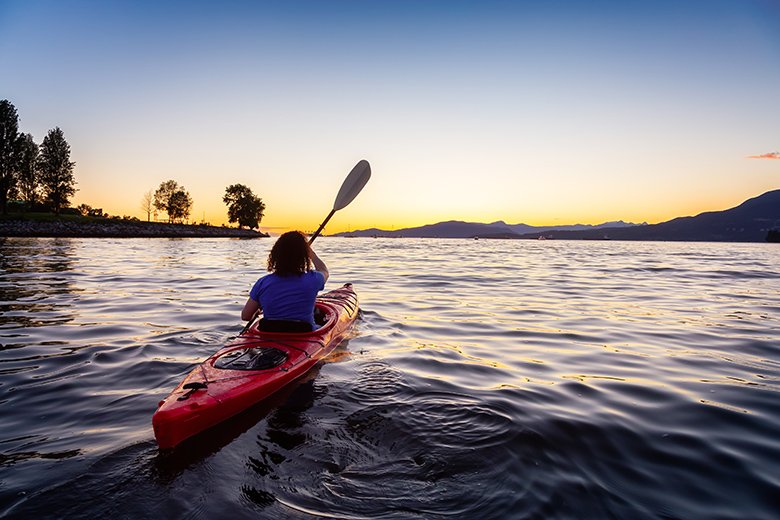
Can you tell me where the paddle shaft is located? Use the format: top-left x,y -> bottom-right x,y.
309,209 -> 336,245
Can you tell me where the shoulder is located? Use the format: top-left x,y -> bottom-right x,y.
254,273 -> 277,287
305,270 -> 325,288
250,273 -> 275,298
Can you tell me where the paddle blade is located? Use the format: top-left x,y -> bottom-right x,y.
333,160 -> 371,211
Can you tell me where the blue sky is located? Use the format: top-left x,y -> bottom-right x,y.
2,0 -> 778,230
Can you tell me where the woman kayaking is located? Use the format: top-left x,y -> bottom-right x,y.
241,230 -> 329,332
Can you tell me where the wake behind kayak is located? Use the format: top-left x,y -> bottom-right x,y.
152,283 -> 359,449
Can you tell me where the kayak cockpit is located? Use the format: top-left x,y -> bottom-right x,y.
244,301 -> 338,336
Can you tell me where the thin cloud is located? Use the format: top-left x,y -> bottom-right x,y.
747,152 -> 780,159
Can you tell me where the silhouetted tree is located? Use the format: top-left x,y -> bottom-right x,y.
0,99 -> 20,214
140,189 -> 153,222
16,133 -> 40,206
38,127 -> 77,214
223,184 -> 265,229
168,190 -> 192,223
154,180 -> 192,223
153,180 -> 179,222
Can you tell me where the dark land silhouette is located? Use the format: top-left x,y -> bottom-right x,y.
0,217 -> 268,238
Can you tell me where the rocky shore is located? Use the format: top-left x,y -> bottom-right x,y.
0,219 -> 268,238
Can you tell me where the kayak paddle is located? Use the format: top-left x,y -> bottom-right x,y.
309,159 -> 371,244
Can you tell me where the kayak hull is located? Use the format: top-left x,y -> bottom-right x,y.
152,283 -> 359,449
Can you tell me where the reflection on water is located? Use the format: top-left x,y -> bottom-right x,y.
0,238 -> 77,331
1,237 -> 779,519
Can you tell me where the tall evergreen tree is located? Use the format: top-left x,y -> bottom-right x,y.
38,127 -> 77,214
0,100 -> 20,214
16,133 -> 40,206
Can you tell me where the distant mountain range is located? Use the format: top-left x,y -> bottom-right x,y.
335,220 -> 641,239
335,189 -> 780,242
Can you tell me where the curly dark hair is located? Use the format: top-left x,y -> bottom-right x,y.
267,231 -> 312,275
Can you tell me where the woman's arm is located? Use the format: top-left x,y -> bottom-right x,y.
310,249 -> 329,283
241,297 -> 261,321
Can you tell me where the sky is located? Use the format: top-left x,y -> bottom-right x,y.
1,0 -> 779,233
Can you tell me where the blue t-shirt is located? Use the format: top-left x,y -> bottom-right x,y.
249,271 -> 325,327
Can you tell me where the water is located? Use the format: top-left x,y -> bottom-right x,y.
1,237 -> 779,519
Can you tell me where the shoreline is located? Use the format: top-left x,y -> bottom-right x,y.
0,218 -> 268,238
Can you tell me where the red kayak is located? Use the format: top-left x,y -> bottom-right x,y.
152,283 -> 359,449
